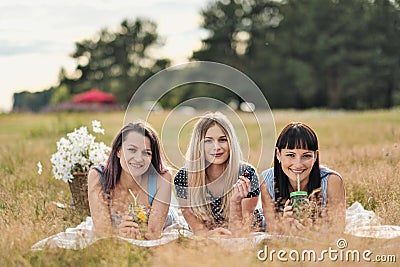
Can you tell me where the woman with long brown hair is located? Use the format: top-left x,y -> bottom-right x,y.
88,121 -> 175,240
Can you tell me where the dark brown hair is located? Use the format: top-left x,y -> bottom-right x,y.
274,122 -> 320,211
103,122 -> 166,194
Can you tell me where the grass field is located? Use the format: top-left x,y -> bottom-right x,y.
0,109 -> 399,266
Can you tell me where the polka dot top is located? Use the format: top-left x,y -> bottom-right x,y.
174,164 -> 260,225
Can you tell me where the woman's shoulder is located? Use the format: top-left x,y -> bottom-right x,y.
89,165 -> 110,192
175,167 -> 188,176
157,168 -> 172,182
88,166 -> 104,192
325,169 -> 345,194
88,165 -> 102,180
320,166 -> 342,180
261,167 -> 274,182
173,167 -> 188,185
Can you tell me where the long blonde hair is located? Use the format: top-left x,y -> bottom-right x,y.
186,112 -> 243,225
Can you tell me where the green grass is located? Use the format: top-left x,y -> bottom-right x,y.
0,109 -> 399,266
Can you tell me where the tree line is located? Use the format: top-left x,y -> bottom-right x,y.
13,0 -> 400,112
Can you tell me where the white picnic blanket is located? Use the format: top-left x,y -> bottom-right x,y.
31,202 -> 400,251
344,201 -> 400,239
30,218 -> 188,250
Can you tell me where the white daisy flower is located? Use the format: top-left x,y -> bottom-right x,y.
92,120 -> 105,134
37,161 -> 43,175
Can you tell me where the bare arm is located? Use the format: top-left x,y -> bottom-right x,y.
177,197 -> 231,236
181,207 -> 208,234
88,169 -> 113,237
229,176 -> 258,235
326,173 -> 346,233
241,196 -> 258,219
178,197 -> 209,234
146,171 -> 172,240
260,182 -> 280,233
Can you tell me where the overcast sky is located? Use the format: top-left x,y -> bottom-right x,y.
0,0 -> 208,112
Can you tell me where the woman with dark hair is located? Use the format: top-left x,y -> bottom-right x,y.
261,122 -> 345,234
88,122 -> 175,240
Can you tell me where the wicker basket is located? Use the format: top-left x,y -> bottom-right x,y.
68,172 -> 90,216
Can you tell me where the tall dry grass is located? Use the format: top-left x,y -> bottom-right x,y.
0,109 -> 399,266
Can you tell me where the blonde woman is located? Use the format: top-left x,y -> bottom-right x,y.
174,112 -> 261,236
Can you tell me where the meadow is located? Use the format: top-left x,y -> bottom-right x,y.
0,109 -> 399,266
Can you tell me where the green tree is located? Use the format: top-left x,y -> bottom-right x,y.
253,0 -> 399,109
190,0 -> 279,107
12,88 -> 54,112
194,0 -> 400,109
49,85 -> 71,106
65,18 -> 170,105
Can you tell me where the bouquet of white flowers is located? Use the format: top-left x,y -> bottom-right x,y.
50,120 -> 110,183
50,120 -> 110,215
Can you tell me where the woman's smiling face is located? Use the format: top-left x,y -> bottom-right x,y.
203,124 -> 230,166
118,131 -> 152,177
276,147 -> 318,185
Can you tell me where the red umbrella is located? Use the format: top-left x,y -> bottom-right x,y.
73,88 -> 116,103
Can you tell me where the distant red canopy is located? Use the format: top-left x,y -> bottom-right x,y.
73,88 -> 116,103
